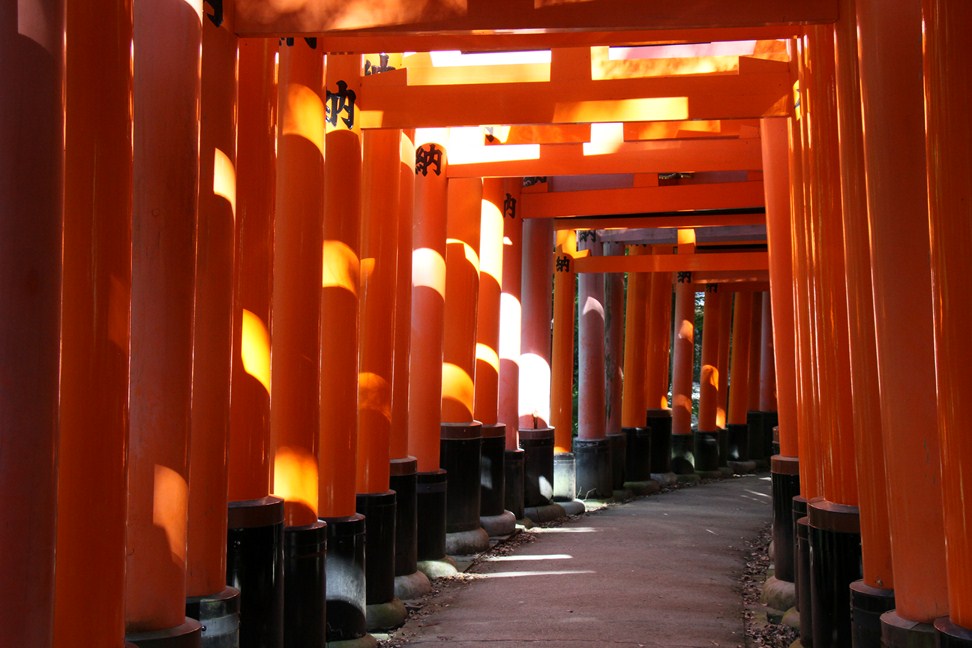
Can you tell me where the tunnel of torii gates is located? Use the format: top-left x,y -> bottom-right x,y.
3,1 -> 972,648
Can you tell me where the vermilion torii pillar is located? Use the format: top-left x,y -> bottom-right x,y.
645,254 -> 674,476
696,284 -> 723,473
519,216 -> 556,506
186,5 -> 241,641
924,3 -> 972,642
409,138 -> 452,573
551,228 -> 578,502
575,235 -> 613,498
857,0 -> 948,638
53,0 -> 129,645
604,241 -> 627,490
726,291 -> 753,462
670,271 -> 697,474
831,0 -> 895,634
357,124 -> 407,630
229,36 -> 285,648
621,246 -> 652,482
497,178 -> 526,518
271,39 -> 327,648
440,175 -> 490,555
714,285 -> 732,468
320,52 -> 371,645
125,1 -> 202,643
475,178 -> 518,536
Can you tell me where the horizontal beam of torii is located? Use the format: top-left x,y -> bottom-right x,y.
564,250 -> 768,274
550,210 -> 766,231
446,137 -> 763,178
234,0 -> 837,52
358,58 -> 791,129
521,182 -> 765,219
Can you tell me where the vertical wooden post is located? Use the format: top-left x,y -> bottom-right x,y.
475,178 -> 507,427
727,292 -> 753,428
924,1 -> 972,638
622,247 -> 649,428
125,0 -> 202,640
498,179 -> 524,448
857,0 -> 948,628
551,230 -> 578,453
391,130 -> 416,463
646,257 -> 674,412
671,274 -> 696,438
519,218 -> 554,428
604,242 -> 625,437
715,288 -> 732,431
54,0 -> 129,645
698,286 -> 722,433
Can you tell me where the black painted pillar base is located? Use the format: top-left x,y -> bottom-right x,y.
126,619 -> 202,648
186,587 -> 240,648
646,409 -> 672,474
321,514 -> 368,644
283,521 -> 327,648
356,491 -> 406,632
553,451 -> 576,501
389,458 -> 417,578
746,410 -> 767,467
809,500 -> 862,647
935,617 -> 972,647
694,430 -> 720,472
622,426 -> 651,481
727,423 -> 749,461
771,456 -> 799,583
227,496 -> 284,648
574,437 -> 612,499
762,411 -> 778,459
441,422 -> 489,555
881,610 -> 936,648
504,449 -> 525,519
671,433 -> 695,475
716,428 -> 729,468
771,425 -> 780,457
416,469 -> 447,561
794,497 -> 813,648
519,427 -> 555,506
607,433 -> 626,490
479,424 -> 506,517
850,580 -> 894,648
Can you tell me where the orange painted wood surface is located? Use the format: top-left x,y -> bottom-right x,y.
671,276 -> 696,436
519,219 -> 554,429
698,287 -> 723,432
645,267 -> 674,411
390,131 -> 416,461
498,179 -> 525,449
621,248 -> 650,428
551,231 -> 578,452
727,293 -> 753,426
475,179 -> 508,425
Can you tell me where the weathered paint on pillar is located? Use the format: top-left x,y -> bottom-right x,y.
715,289 -> 732,430
604,242 -> 626,435
671,273 -> 696,435
126,0 -> 203,633
646,259 -> 673,411
358,127 -> 400,493
229,37 -> 276,502
577,238 -> 606,441
760,119 -> 799,458
698,285 -> 723,432
551,230 -> 577,452
271,40 -> 324,527
390,130 -> 415,461
924,0 -> 972,627
857,0 -> 948,622
54,0 -> 128,644
187,5 -> 239,598
519,218 -> 554,428
409,139 -> 449,471
498,178 -> 524,449
442,177 -> 483,424
320,53 -> 363,517
727,292 -> 753,427
621,247 -> 649,428
832,0 -> 892,587
474,179 -> 508,425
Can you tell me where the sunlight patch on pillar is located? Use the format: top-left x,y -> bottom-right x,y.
241,309 -> 271,395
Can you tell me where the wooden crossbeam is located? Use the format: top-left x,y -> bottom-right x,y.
359,62 -> 791,129
551,210 -> 766,231
522,182 -> 765,219
447,137 -> 764,178
569,250 -> 768,274
235,0 -> 837,51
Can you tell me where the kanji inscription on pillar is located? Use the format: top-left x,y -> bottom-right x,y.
415,144 -> 443,176
325,81 -> 357,130
677,271 -> 693,284
556,255 -> 572,273
364,54 -> 396,76
503,193 -> 517,219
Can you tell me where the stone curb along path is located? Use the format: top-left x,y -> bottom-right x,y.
381,475 -> 774,647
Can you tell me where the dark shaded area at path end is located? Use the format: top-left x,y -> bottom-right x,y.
398,475 -> 773,647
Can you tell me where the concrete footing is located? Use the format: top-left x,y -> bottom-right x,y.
445,527 -> 490,556
728,460 -> 757,474
416,556 -> 458,580
365,598 -> 407,632
651,472 -> 677,487
480,510 -> 517,537
881,610 -> 936,648
624,480 -> 661,496
393,570 -> 432,601
523,502 -> 568,524
327,634 -> 379,648
762,576 -> 797,614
